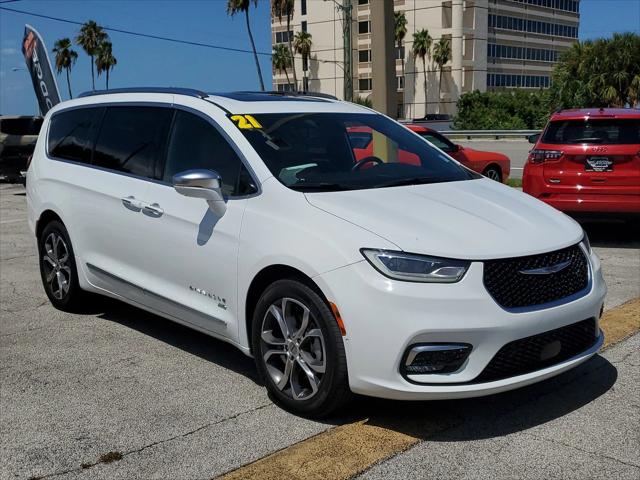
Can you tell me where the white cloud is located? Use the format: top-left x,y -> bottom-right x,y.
1,47 -> 18,56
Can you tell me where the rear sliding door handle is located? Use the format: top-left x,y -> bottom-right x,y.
142,203 -> 164,218
121,196 -> 144,211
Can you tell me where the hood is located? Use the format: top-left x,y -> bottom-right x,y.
305,178 -> 582,260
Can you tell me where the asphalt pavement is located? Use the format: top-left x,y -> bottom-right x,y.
0,183 -> 638,480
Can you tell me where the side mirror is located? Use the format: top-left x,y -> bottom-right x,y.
528,133 -> 541,144
173,169 -> 227,217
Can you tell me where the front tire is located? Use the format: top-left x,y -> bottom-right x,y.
251,279 -> 351,417
38,220 -> 86,312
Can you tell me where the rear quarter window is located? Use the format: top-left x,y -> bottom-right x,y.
48,108 -> 103,163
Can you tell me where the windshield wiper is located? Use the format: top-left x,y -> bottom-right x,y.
289,182 -> 355,192
378,176 -> 438,188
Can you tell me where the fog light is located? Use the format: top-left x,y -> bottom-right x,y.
403,344 -> 472,374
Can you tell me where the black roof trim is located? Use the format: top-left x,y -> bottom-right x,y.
211,91 -> 338,102
78,87 -> 208,98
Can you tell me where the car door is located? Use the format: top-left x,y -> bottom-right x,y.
78,104 -> 173,305
137,108 -> 257,339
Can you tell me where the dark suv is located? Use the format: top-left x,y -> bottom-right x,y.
0,115 -> 43,182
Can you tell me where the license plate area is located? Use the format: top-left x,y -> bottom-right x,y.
585,156 -> 613,172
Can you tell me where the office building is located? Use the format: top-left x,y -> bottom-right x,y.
271,0 -> 580,117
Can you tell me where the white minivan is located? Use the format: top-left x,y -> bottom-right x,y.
27,88 -> 606,416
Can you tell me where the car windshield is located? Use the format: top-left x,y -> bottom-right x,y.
234,112 -> 477,192
542,119 -> 640,145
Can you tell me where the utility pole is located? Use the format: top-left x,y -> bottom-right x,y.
326,0 -> 353,101
370,0 -> 396,117
342,0 -> 352,102
370,0 -> 397,163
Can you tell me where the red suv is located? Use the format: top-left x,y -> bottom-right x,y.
523,108 -> 640,215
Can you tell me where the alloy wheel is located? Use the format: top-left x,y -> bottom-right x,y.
485,168 -> 501,181
42,232 -> 71,300
260,297 -> 326,400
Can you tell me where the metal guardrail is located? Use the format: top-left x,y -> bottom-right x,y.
440,129 -> 540,140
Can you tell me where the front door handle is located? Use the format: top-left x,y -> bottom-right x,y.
121,196 -> 144,212
142,203 -> 164,218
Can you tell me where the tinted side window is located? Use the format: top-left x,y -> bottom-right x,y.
48,108 -> 102,163
93,106 -> 172,178
163,111 -> 247,196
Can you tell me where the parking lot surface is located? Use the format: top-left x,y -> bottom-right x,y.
1,183 -> 638,480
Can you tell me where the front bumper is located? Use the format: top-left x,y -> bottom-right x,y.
315,250 -> 607,400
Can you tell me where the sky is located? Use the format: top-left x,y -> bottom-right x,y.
1,0 -> 639,115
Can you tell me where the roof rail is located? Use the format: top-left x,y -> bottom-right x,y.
78,87 -> 208,98
230,90 -> 338,101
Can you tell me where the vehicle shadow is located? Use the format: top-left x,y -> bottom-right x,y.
578,217 -> 639,249
92,295 -> 261,385
354,354 -> 617,441
91,293 -> 618,438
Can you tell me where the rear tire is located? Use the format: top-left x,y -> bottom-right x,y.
251,278 -> 351,418
38,220 -> 87,312
483,165 -> 502,182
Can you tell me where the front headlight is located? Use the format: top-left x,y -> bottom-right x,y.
581,231 -> 592,255
361,249 -> 470,283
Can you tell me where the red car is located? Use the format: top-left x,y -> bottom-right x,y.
523,108 -> 640,215
405,124 -> 511,182
347,125 -> 511,182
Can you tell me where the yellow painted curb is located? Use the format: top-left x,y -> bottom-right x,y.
219,420 -> 418,480
218,297 -> 640,480
600,297 -> 640,348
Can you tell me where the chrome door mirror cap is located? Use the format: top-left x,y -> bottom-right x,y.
172,169 -> 227,216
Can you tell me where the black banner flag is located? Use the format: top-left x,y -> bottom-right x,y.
22,24 -> 61,114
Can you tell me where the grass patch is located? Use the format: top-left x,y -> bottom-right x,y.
99,451 -> 123,464
507,178 -> 522,188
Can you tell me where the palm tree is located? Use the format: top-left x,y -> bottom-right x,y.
75,20 -> 108,90
432,38 -> 451,113
227,0 -> 265,91
549,33 -> 640,108
52,38 -> 78,99
293,31 -> 312,92
412,28 -> 432,115
95,41 -> 117,90
394,12 -> 407,89
272,0 -> 297,92
272,43 -> 292,90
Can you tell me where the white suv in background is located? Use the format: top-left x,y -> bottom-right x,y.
27,88 -> 606,417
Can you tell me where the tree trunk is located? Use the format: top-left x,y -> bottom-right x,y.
245,9 -> 265,91
287,15 -> 298,92
399,41 -> 405,117
66,68 -> 72,99
283,67 -> 291,90
423,57 -> 427,116
438,67 -> 443,113
90,55 -> 95,90
106,68 -> 110,90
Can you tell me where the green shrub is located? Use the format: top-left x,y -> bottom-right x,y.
454,90 -> 549,130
